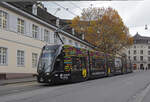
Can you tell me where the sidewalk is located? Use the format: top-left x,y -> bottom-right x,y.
0,77 -> 36,86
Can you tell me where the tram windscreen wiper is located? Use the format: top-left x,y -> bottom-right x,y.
42,62 -> 46,71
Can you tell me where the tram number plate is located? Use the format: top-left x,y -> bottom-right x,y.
60,74 -> 70,80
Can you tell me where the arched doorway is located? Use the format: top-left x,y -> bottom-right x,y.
140,64 -> 144,70
148,64 -> 150,70
133,64 -> 137,70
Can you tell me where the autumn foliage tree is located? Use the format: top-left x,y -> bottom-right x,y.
70,7 -> 133,55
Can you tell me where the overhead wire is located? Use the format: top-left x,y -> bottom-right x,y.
52,2 -> 78,16
70,2 -> 83,11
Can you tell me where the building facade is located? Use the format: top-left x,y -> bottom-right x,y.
126,33 -> 150,70
0,2 -> 94,79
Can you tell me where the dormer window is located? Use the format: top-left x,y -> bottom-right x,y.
32,4 -> 37,15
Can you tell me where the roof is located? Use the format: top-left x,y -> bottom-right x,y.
133,33 -> 150,44
130,25 -> 150,37
1,2 -> 95,49
7,2 -> 57,27
7,2 -> 83,38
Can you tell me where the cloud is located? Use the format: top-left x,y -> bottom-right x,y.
43,0 -> 150,36
126,0 -> 150,27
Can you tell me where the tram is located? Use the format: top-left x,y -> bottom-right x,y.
37,44 -> 132,84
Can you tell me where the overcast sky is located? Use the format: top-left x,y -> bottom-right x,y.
43,0 -> 150,36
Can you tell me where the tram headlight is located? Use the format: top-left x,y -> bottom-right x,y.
46,73 -> 50,76
55,74 -> 59,77
60,73 -> 63,77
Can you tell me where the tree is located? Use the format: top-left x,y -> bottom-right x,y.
70,7 -> 133,55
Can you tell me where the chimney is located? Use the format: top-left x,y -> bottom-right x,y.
82,34 -> 85,40
56,17 -> 60,27
44,7 -> 47,12
72,28 -> 75,35
145,25 -> 148,30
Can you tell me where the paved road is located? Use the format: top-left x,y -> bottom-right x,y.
1,70 -> 150,102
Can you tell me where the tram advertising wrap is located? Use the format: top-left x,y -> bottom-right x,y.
37,44 -> 133,85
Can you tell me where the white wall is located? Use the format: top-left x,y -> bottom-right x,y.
0,6 -> 92,74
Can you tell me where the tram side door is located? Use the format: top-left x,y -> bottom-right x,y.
71,57 -> 82,82
107,59 -> 115,76
81,57 -> 88,79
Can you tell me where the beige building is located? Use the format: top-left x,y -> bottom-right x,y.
126,33 -> 150,70
0,2 -> 94,79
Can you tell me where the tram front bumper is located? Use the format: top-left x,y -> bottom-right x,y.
37,74 -> 52,83
37,73 -> 61,83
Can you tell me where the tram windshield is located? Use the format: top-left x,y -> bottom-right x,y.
38,45 -> 61,72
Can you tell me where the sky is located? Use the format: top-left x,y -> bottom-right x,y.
43,0 -> 150,37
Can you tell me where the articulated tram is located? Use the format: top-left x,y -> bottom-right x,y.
37,44 -> 132,84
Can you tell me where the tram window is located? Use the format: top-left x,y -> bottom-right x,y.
54,55 -> 64,71
98,59 -> 105,70
92,58 -> 105,71
72,57 -> 81,71
92,59 -> 95,70
92,58 -> 95,70
72,57 -> 77,71
77,57 -> 82,71
72,57 -> 87,71
81,57 -> 86,70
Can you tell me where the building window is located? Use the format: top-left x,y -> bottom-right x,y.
75,42 -> 78,47
140,50 -> 143,54
17,18 -> 25,34
148,46 -> 150,49
0,10 -> 8,29
44,29 -> 49,43
0,47 -> 7,65
32,53 -> 38,68
17,50 -> 24,66
32,24 -> 39,39
134,56 -> 136,61
128,56 -> 130,60
69,40 -> 72,44
134,46 -> 136,48
148,57 -> 150,61
148,51 -> 150,55
128,50 -> 130,55
140,56 -> 143,61
134,50 -> 136,54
